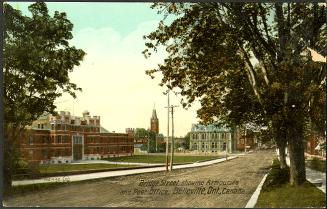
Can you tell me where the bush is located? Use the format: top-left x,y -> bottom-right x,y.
262,159 -> 290,191
12,159 -> 40,179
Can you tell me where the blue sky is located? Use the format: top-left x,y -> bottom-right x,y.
10,2 -> 163,36
8,2 -> 201,136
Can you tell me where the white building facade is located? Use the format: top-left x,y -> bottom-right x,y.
189,124 -> 235,154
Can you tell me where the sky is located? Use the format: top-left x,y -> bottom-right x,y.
10,2 -> 201,137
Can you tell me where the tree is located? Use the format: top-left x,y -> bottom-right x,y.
182,132 -> 190,150
136,128 -> 157,152
3,2 -> 86,190
143,3 -> 326,185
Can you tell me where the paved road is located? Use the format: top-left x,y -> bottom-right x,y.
4,150 -> 274,207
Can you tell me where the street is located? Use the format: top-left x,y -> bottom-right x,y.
4,150 -> 275,207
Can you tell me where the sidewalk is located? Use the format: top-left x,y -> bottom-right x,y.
12,156 -> 238,186
286,156 -> 326,193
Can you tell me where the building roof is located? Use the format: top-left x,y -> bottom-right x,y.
191,124 -> 231,132
100,126 -> 109,133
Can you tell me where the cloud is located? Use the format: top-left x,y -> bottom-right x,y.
56,20 -> 201,136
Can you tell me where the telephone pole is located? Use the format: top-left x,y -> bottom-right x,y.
164,89 -> 170,172
170,105 -> 178,171
244,126 -> 247,154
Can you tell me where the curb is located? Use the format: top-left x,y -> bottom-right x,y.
245,159 -> 274,208
245,173 -> 268,208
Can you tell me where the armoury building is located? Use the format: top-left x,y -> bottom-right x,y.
19,111 -> 134,164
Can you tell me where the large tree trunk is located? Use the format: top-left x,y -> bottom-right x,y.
4,131 -> 13,192
278,143 -> 287,169
287,119 -> 306,186
4,124 -> 21,193
272,116 -> 287,169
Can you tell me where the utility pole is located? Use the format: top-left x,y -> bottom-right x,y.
170,105 -> 178,171
164,89 -> 170,172
244,126 -> 247,154
225,133 -> 228,160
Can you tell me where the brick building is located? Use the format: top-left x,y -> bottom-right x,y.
306,133 -> 326,158
19,111 -> 134,164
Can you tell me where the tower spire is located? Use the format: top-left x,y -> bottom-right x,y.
150,103 -> 159,134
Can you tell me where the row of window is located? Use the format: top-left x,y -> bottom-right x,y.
84,146 -> 133,154
28,148 -> 72,158
37,124 -> 45,129
85,137 -> 133,143
51,124 -> 100,132
28,135 -> 71,145
193,142 -> 226,150
28,135 -> 133,145
27,145 -> 134,159
191,132 -> 230,140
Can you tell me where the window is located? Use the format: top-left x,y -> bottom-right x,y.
42,149 -> 48,158
51,124 -> 55,130
42,136 -> 47,144
41,124 -> 44,129
29,136 -> 33,145
38,124 -> 41,129
212,142 -> 215,149
57,135 -> 62,144
73,136 -> 83,144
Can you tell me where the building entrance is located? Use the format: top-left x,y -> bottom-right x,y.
73,135 -> 83,161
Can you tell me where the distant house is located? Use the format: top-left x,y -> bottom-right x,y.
306,133 -> 326,158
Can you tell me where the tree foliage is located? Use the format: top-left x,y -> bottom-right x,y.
4,2 -> 86,129
3,2 -> 85,190
143,2 -> 326,185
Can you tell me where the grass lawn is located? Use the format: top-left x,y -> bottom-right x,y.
255,181 -> 326,208
306,158 -> 326,173
107,155 -> 222,164
39,163 -> 138,174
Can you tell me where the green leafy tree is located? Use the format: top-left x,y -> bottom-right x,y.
136,128 -> 158,152
182,132 -> 190,150
3,2 -> 86,190
143,3 -> 326,185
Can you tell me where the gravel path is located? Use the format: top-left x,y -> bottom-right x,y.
4,150 -> 275,207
